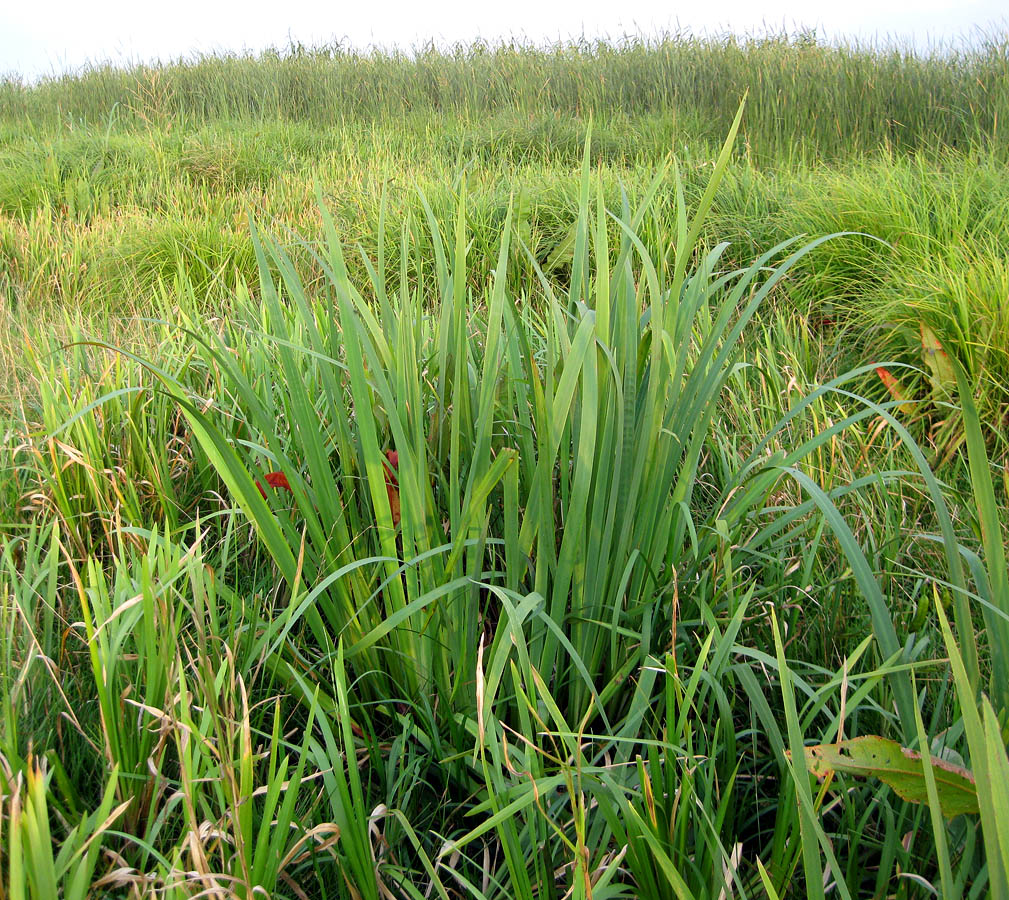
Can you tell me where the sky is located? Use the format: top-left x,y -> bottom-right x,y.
1,0 -> 1006,81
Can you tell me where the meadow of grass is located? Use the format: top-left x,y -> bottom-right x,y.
1,32 -> 1008,898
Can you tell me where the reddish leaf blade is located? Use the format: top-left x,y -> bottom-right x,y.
256,470 -> 293,499
384,450 -> 400,527
875,366 -> 916,416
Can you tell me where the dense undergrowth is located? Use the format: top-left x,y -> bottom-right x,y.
1,34 -> 1009,899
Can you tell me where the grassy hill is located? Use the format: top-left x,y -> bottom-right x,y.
1,33 -> 1008,898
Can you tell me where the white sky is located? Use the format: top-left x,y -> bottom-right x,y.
1,0 -> 1006,81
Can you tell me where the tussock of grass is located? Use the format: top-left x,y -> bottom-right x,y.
108,214 -> 261,297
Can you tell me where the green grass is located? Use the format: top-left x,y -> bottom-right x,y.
1,35 -> 1009,898
4,31 -> 1008,161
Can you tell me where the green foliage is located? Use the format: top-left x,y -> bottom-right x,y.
2,760 -> 128,900
0,41 -> 1008,899
0,132 -> 149,222
4,32 -> 1008,161
796,736 -> 979,818
108,214 -> 260,298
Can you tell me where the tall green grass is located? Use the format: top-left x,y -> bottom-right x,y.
4,32 -> 1008,161
2,40 -> 1009,898
2,108 -> 1007,895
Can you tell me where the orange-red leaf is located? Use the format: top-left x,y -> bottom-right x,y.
875,367 -> 916,416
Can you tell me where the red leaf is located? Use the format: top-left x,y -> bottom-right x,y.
384,450 -> 399,485
256,470 -> 292,499
384,450 -> 400,526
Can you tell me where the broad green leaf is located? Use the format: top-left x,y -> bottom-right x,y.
796,736 -> 978,818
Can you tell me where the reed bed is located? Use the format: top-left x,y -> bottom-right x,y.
3,31 -> 1009,161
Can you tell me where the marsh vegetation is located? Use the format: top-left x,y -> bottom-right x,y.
1,32 -> 1008,898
